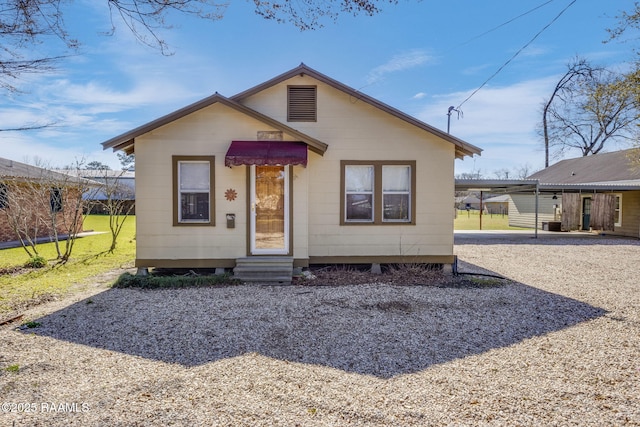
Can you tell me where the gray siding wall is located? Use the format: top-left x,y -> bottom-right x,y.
508,194 -> 558,229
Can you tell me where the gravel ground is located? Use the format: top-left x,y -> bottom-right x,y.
1,234 -> 639,426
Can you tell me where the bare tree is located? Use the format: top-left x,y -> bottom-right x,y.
540,58 -> 602,167
0,163 -> 89,263
543,64 -> 639,161
47,163 -> 91,263
1,179 -> 47,259
493,168 -> 510,180
455,170 -> 484,180
1,0 -> 397,132
605,3 -> 640,165
514,163 -> 536,179
85,168 -> 135,253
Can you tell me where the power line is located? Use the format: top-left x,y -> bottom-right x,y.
451,0 -> 556,51
456,0 -> 578,110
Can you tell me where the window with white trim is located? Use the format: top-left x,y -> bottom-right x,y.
614,194 -> 622,227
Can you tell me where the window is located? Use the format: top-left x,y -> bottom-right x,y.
173,156 -> 215,226
0,183 -> 7,209
614,194 -> 622,227
341,161 -> 415,225
50,188 -> 63,213
287,85 -> 317,122
382,165 -> 411,222
345,165 -> 374,221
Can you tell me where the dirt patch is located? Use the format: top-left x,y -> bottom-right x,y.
302,264 -> 508,288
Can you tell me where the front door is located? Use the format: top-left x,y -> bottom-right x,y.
582,197 -> 592,230
250,165 -> 289,255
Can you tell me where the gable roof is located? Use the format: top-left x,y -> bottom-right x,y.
102,93 -> 328,156
529,149 -> 640,185
233,64 -> 482,159
102,64 -> 482,159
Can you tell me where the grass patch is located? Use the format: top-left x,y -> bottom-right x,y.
467,276 -> 505,288
22,321 -> 41,328
454,210 -> 527,230
0,215 -> 136,314
113,271 -> 239,289
4,364 -> 20,373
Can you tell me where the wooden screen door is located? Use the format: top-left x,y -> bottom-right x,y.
250,165 -> 289,255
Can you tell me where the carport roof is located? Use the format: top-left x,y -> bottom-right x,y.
455,179 -> 539,194
455,178 -> 640,193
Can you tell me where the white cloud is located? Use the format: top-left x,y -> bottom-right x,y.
416,75 -> 562,176
367,50 -> 432,84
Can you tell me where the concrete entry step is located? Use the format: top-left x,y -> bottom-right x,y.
233,257 -> 294,283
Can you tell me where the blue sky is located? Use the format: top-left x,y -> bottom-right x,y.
0,0 -> 636,176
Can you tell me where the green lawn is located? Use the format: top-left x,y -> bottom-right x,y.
0,215 -> 136,315
454,210 -> 524,230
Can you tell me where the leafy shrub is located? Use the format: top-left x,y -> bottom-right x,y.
24,255 -> 47,269
112,272 -> 239,289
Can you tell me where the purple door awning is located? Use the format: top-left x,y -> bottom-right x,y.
225,141 -> 308,167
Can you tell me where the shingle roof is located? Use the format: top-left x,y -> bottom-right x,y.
0,157 -> 91,184
0,157 -> 69,180
528,149 -> 640,184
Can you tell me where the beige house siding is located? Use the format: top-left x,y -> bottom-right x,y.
613,191 -> 640,238
134,104 -> 288,266
129,72 -> 468,268
508,194 -> 558,229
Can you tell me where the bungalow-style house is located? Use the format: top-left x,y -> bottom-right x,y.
509,149 -> 640,237
102,64 -> 482,280
0,157 -> 89,244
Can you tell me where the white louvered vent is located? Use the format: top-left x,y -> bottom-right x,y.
287,86 -> 317,122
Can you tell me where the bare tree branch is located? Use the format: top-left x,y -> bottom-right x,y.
543,65 -> 640,160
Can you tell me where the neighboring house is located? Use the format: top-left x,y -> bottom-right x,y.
509,149 -> 640,237
102,64 -> 482,279
59,169 -> 136,214
455,194 -> 481,210
0,157 -> 89,244
483,195 -> 509,215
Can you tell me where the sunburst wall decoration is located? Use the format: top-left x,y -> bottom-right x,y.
225,188 -> 237,201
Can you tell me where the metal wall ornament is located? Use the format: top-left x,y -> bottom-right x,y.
225,188 -> 237,201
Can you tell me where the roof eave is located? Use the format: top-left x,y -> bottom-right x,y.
101,92 -> 328,156
233,63 -> 482,159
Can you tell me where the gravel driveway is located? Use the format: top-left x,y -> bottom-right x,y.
1,233 -> 639,426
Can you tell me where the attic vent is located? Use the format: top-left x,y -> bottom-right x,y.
288,85 -> 317,122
